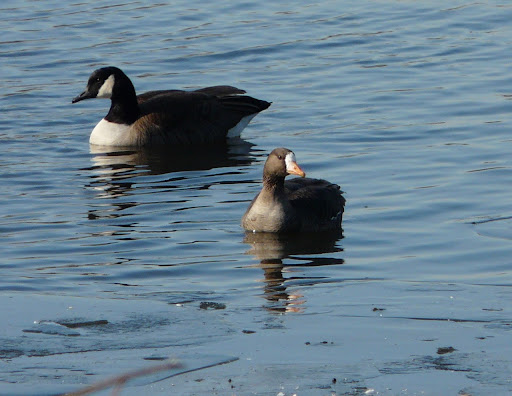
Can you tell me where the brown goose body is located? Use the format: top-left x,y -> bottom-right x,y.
72,67 -> 270,147
242,148 -> 345,233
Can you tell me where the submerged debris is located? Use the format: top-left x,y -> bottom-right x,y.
57,319 -> 108,328
437,346 -> 457,355
199,301 -> 226,310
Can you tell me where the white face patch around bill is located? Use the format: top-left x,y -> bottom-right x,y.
97,74 -> 115,99
284,151 -> 297,171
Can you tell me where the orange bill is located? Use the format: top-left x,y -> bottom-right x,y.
286,161 -> 306,177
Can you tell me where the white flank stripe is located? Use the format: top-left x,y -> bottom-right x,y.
227,114 -> 256,138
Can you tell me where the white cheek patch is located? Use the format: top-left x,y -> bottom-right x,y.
97,74 -> 115,99
285,151 -> 296,171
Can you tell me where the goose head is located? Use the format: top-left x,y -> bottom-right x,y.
72,66 -> 134,103
264,147 -> 306,179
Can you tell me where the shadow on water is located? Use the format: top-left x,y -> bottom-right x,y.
243,230 -> 344,313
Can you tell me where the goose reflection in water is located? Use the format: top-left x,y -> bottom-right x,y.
83,139 -> 257,218
243,230 -> 344,313
89,139 -> 256,177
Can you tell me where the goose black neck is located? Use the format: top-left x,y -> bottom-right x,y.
105,76 -> 140,125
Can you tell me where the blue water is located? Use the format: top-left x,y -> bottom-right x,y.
1,1 -> 512,395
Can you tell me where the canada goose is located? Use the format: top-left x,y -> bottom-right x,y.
242,148 -> 345,233
72,66 -> 271,146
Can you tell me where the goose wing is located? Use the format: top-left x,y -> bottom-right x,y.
137,86 -> 246,103
285,177 -> 345,231
136,91 -> 270,145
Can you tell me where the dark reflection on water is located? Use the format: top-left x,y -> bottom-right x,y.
87,138 -> 256,179
82,139 -> 258,220
243,230 -> 344,313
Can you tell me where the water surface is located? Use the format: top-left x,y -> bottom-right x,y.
1,1 -> 512,395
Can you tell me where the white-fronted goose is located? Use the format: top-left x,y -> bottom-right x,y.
72,66 -> 271,146
242,148 -> 345,233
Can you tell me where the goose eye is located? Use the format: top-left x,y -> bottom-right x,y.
277,155 -> 283,160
